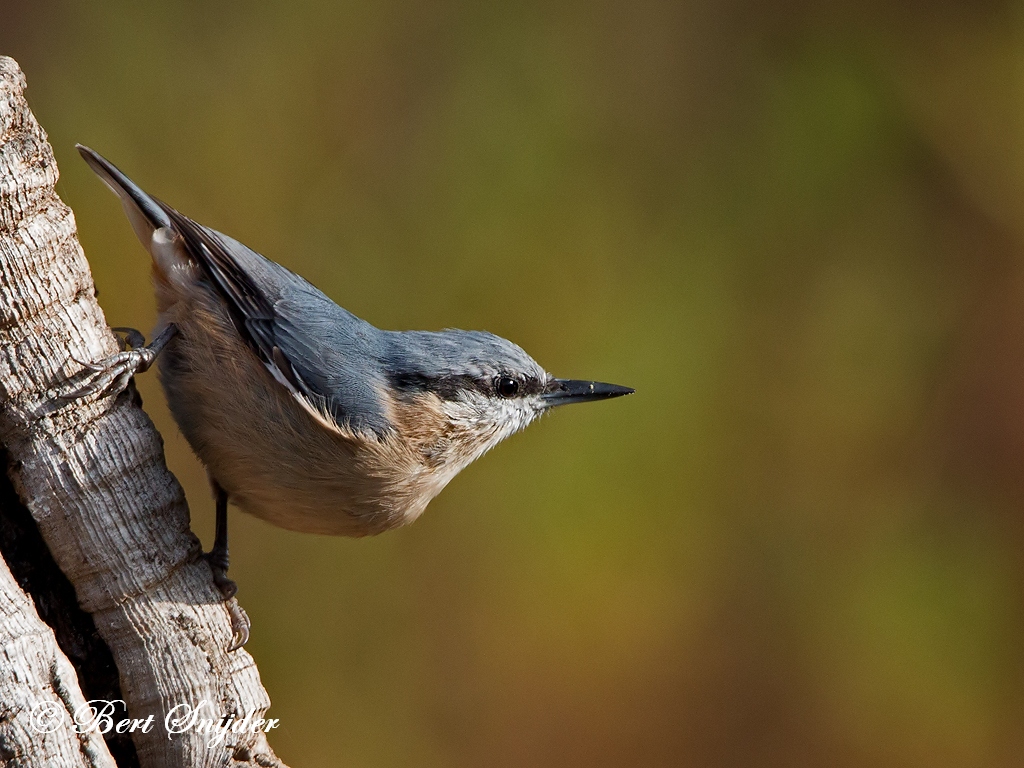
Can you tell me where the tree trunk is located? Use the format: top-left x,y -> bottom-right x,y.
0,56 -> 288,768
0,550 -> 117,768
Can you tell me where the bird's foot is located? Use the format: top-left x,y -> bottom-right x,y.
225,601 -> 250,652
60,326 -> 174,400
204,550 -> 249,651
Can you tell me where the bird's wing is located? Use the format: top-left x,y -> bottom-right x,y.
161,207 -> 390,438
74,147 -> 388,436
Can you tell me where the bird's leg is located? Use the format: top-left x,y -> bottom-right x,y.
204,482 -> 250,650
62,323 -> 178,399
206,483 -> 236,597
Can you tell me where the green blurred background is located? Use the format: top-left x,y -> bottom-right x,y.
5,1 -> 1024,766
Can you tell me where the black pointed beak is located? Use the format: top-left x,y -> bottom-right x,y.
541,379 -> 635,407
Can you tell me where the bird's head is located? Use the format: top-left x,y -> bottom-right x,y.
381,329 -> 633,473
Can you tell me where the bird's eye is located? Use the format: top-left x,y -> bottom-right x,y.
495,375 -> 519,398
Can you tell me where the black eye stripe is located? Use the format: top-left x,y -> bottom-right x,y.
390,371 -> 545,400
390,372 -> 490,399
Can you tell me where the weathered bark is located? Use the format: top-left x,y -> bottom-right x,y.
0,447 -> 140,767
0,537 -> 117,768
0,56 -> 288,768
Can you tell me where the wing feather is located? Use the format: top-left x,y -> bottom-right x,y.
159,205 -> 386,438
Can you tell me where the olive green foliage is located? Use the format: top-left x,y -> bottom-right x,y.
4,2 -> 1023,766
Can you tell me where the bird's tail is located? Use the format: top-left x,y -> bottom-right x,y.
76,145 -> 172,241
77,145 -> 199,309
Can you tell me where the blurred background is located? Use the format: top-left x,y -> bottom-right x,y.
4,1 -> 1024,766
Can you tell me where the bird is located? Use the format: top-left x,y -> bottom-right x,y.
73,145 -> 634,648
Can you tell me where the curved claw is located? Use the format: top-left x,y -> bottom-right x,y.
111,327 -> 146,350
67,354 -> 106,373
226,601 -> 251,652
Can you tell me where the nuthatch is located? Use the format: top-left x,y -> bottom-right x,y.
74,145 -> 633,647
